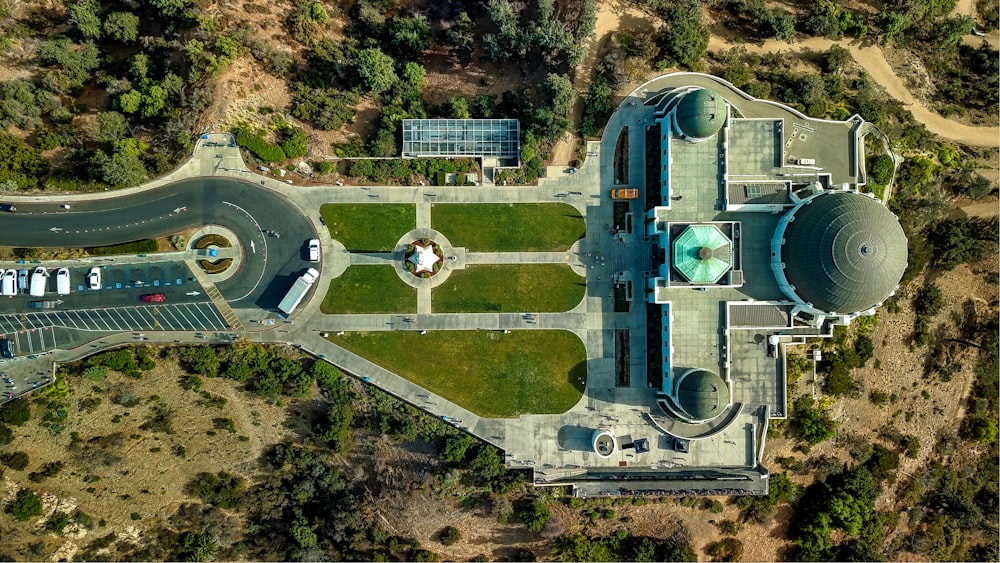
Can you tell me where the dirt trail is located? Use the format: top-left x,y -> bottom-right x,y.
550,0 -> 651,165
707,36 -> 1000,147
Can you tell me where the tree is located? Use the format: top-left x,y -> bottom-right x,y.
443,96 -> 470,119
0,424 -> 12,446
792,395 -> 837,444
355,48 -> 397,95
104,11 -> 140,43
440,434 -> 474,463
470,445 -> 503,481
149,0 -> 190,18
0,132 -> 47,189
803,0 -> 843,38
0,398 -> 30,426
93,149 -> 147,187
517,499 -> 550,533
438,525 -> 462,546
580,78 -> 613,137
0,451 -> 29,470
544,73 -> 575,118
6,488 -> 42,521
658,0 -> 709,69
868,153 -> 894,186
69,0 -> 102,40
446,12 -> 476,62
402,62 -> 426,89
914,284 -> 944,316
387,15 -> 429,60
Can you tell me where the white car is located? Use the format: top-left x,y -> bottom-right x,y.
307,239 -> 320,263
56,268 -> 70,296
86,267 -> 101,290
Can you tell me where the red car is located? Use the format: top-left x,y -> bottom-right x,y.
140,293 -> 165,303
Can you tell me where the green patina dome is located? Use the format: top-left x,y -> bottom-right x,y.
677,369 -> 727,421
675,88 -> 726,139
781,192 -> 907,314
672,224 -> 732,284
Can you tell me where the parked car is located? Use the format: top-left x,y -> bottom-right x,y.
0,203 -> 15,212
17,270 -> 27,292
307,239 -> 321,263
0,339 -> 13,359
86,267 -> 101,290
56,268 -> 70,296
140,293 -> 165,303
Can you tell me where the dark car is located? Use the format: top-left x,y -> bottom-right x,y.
0,204 -> 15,212
140,293 -> 165,303
0,339 -> 13,359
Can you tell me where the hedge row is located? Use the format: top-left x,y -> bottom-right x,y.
235,128 -> 286,163
88,239 -> 158,256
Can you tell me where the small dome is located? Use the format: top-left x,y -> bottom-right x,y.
676,369 -> 727,421
675,88 -> 726,139
780,192 -> 907,314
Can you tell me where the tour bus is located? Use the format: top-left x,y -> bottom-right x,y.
29,267 -> 48,297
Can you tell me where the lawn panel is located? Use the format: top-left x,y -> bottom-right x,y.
321,266 -> 416,314
334,330 -> 586,417
320,204 -> 415,252
434,264 -> 585,313
432,203 -> 585,251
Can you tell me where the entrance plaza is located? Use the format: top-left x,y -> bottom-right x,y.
298,73 -> 906,497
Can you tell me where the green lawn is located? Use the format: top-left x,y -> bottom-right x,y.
321,266 -> 416,314
320,204 -> 415,252
431,203 -> 585,251
332,330 -> 587,417
434,264 -> 585,313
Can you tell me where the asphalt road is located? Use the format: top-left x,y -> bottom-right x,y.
0,178 -> 316,311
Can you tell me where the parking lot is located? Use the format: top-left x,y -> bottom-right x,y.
0,262 -> 203,313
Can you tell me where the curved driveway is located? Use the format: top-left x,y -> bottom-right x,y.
0,178 -> 315,310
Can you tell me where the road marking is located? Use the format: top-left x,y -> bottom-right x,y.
69,311 -> 86,329
222,200 -> 268,302
106,310 -> 125,332
93,310 -> 114,332
201,303 -> 228,330
186,304 -> 210,331
162,307 -> 184,329
121,308 -> 143,328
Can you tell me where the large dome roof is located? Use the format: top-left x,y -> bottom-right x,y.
780,192 -> 907,314
675,88 -> 726,139
676,369 -> 727,421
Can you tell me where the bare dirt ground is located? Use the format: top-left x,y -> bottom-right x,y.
1,358 -> 298,560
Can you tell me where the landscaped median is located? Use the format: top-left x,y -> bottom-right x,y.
330,330 -> 586,418
431,203 -> 585,251
321,266 -> 416,314
434,264 -> 585,313
320,204 -> 415,252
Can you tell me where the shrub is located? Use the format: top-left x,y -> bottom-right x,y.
913,284 -> 945,317
517,499 -> 550,533
6,488 -> 43,520
87,239 -> 157,256
46,511 -> 71,534
234,127 -> 286,162
438,526 -> 462,546
706,538 -> 744,562
792,395 -> 837,445
0,424 -> 12,446
0,398 -> 30,426
1,451 -> 29,470
184,471 -> 246,509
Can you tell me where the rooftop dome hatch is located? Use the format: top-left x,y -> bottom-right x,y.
675,369 -> 728,422
780,192 -> 907,314
672,224 -> 733,284
674,88 -> 726,140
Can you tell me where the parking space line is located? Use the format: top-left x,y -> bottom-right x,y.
36,327 -> 45,350
135,307 -> 156,330
202,303 -> 229,330
114,308 -> 134,331
103,310 -> 123,332
186,304 -> 212,331
126,307 -> 147,330
70,311 -> 87,330
23,331 -> 33,353
172,305 -> 198,330
162,307 -> 185,330
194,304 -> 216,330
129,307 -> 153,330
77,310 -> 96,330
63,311 -> 82,330
179,304 -> 206,331
90,310 -> 114,332
120,308 -> 143,329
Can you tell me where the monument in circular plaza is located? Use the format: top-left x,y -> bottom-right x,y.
773,191 -> 907,315
592,429 -> 618,458
405,239 -> 443,277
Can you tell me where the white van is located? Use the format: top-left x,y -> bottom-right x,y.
0,270 -> 15,296
29,267 -> 48,297
56,268 -> 70,296
307,239 -> 320,263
